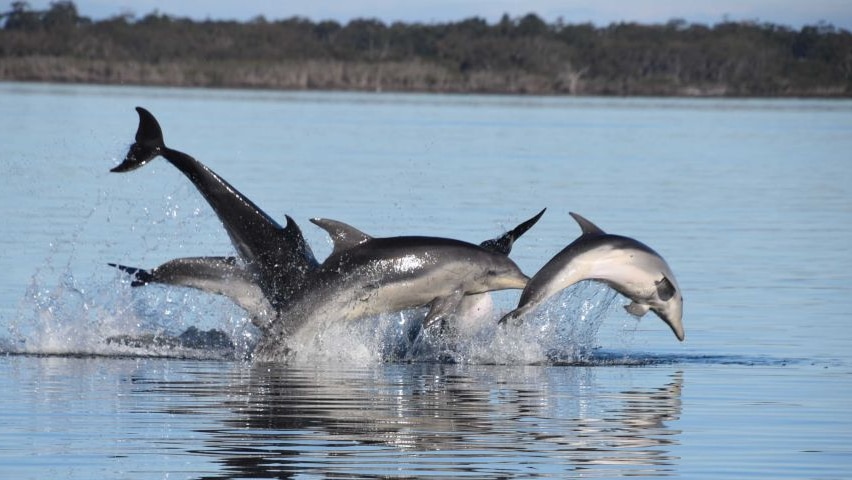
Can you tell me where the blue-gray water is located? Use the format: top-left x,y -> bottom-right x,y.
1,82 -> 850,478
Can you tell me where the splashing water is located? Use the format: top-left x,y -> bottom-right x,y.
5,264 -> 255,360
2,183 -> 256,360
4,259 -> 631,365
1,180 -> 635,364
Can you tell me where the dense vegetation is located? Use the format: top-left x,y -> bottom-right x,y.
2,1 -> 851,96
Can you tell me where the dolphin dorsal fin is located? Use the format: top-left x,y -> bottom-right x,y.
569,212 -> 606,236
310,218 -> 373,255
283,215 -> 318,267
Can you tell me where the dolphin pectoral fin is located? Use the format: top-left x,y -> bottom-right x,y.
111,107 -> 165,173
480,208 -> 546,255
624,301 -> 651,317
423,292 -> 464,331
656,276 -> 677,301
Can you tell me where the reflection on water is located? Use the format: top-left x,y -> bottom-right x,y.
139,363 -> 683,478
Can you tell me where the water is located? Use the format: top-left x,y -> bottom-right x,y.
1,82 -> 851,478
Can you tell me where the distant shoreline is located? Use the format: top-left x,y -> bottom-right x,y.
2,3 -> 850,98
3,57 -> 847,98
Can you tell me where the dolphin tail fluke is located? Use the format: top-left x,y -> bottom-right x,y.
111,107 -> 166,173
109,263 -> 153,287
503,207 -> 547,248
480,208 -> 547,255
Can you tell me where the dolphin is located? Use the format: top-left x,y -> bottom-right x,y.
311,210 -> 545,329
253,219 -> 530,362
109,257 -> 275,327
305,218 -> 532,332
111,107 -> 317,310
499,212 -> 684,341
304,208 -> 546,333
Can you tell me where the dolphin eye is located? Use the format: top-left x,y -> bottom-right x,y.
486,269 -> 498,276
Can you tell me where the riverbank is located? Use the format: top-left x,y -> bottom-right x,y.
2,2 -> 850,97
5,56 -> 848,97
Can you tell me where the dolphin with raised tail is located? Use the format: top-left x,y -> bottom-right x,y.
499,212 -> 684,341
111,107 -> 318,311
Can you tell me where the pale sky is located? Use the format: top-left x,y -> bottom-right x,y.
21,0 -> 852,30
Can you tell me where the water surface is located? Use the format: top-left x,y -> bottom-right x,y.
0,83 -> 850,478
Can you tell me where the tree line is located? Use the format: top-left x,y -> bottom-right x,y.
2,1 -> 850,96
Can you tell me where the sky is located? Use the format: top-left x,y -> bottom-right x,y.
20,0 -> 852,31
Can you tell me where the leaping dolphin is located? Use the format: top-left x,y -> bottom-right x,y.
111,107 -> 317,310
307,208 -> 546,333
499,212 -> 684,341
109,257 -> 275,327
253,221 -> 530,361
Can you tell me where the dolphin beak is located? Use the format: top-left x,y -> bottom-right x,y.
672,323 -> 685,342
654,310 -> 685,342
506,274 -> 530,290
666,317 -> 685,342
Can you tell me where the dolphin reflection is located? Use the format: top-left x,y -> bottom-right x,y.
151,366 -> 684,478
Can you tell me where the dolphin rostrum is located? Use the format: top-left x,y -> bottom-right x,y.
499,212 -> 684,341
111,107 -> 317,310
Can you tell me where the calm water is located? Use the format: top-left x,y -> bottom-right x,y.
1,82 -> 851,478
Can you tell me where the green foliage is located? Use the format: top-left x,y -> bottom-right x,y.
2,1 -> 87,30
2,1 -> 850,96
